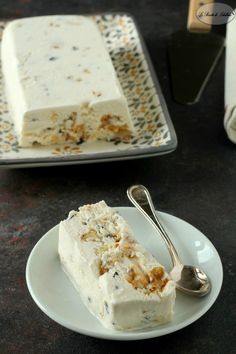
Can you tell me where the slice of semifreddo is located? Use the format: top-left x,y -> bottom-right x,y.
58,201 -> 176,331
1,15 -> 133,147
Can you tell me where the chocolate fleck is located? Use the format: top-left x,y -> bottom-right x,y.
113,271 -> 119,278
49,57 -> 57,61
88,296 -> 92,303
72,46 -> 79,51
104,301 -> 109,314
76,138 -> 84,145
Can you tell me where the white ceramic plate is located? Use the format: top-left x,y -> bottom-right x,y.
26,207 -> 223,340
0,14 -> 177,168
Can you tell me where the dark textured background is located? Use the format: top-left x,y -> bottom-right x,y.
0,1 -> 236,353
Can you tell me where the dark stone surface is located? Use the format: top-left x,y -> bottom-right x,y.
0,1 -> 236,353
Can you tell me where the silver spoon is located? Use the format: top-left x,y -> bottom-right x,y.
127,184 -> 211,297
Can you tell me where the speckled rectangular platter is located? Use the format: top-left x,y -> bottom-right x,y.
0,13 -> 177,168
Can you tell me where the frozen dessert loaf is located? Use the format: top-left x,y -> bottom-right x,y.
58,201 -> 176,331
1,15 -> 133,147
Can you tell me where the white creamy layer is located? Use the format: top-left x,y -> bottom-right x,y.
1,15 -> 133,147
58,201 -> 176,331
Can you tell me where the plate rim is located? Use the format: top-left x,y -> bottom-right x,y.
26,207 -> 223,341
0,12 -> 177,168
0,144 -> 176,168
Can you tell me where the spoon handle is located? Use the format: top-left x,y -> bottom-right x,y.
127,185 -> 182,267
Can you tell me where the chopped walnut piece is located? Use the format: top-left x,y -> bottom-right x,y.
51,134 -> 59,144
160,278 -> 168,290
73,124 -> 84,134
71,111 -> 77,119
95,243 -> 111,256
147,267 -> 168,293
99,262 -> 109,275
148,267 -> 165,282
127,265 -> 149,289
50,112 -> 59,123
120,242 -> 135,258
81,229 -> 100,241
127,265 -> 168,293
99,114 -> 131,139
148,277 -> 168,293
112,233 -> 121,242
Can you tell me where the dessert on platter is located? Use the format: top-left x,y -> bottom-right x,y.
1,15 -> 133,147
58,201 -> 176,331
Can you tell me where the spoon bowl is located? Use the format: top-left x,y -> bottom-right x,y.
127,184 -> 211,297
170,264 -> 211,296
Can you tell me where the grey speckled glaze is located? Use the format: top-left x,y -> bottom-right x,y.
0,0 -> 236,354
